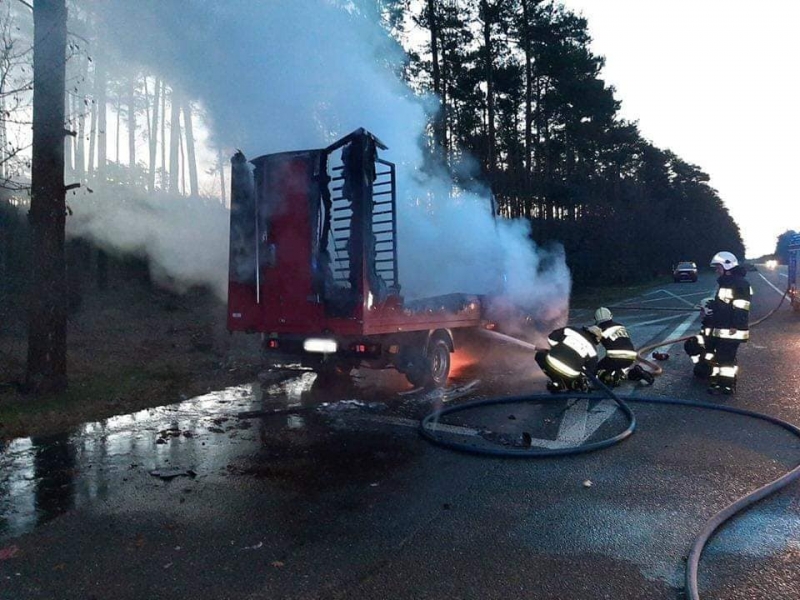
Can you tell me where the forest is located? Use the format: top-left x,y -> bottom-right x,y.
0,0 -> 751,393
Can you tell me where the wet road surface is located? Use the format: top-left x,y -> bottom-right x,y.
1,267 -> 799,599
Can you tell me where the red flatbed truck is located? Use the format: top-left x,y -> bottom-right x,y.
226,128 -> 490,388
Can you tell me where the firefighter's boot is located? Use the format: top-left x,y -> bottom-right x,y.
628,365 -> 654,386
720,377 -> 736,395
598,370 -> 620,388
693,361 -> 713,380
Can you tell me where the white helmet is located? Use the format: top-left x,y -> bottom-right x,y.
710,251 -> 738,270
594,306 -> 613,324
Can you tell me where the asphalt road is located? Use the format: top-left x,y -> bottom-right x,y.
1,265 -> 799,599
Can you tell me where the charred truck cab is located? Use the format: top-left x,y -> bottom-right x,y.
227,128 -> 484,388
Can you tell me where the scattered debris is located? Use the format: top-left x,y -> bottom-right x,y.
652,352 -> 670,361
583,479 -> 593,488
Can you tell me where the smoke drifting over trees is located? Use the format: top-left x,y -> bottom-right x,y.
2,0 -> 746,315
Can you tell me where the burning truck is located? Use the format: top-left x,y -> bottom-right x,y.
226,128 -> 533,389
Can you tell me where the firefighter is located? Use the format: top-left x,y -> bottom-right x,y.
593,307 -> 654,387
685,251 -> 752,394
535,325 -> 600,393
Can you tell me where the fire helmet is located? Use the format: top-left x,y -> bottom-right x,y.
594,306 -> 613,324
710,251 -> 738,270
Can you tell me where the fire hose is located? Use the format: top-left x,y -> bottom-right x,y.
420,288 -> 799,600
634,288 -> 790,376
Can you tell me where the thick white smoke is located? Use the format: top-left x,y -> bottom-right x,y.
79,0 -> 570,324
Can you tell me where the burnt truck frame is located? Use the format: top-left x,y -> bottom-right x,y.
227,128 -> 488,388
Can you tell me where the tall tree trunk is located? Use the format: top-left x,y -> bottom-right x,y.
160,80 -> 166,186
95,58 -> 107,180
27,0 -> 68,393
168,86 -> 180,193
426,0 -> 445,154
128,76 -> 136,182
64,92 -> 73,176
0,89 -> 6,182
182,99 -> 198,196
115,96 -> 120,163
480,0 -> 496,182
87,80 -> 97,176
148,77 -> 160,193
522,0 -> 533,195
76,89 -> 86,176
179,124 -> 186,196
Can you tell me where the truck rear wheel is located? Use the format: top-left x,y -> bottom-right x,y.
406,337 -> 451,389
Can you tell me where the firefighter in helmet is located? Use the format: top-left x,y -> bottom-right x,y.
535,324 -> 600,393
684,251 -> 751,394
593,307 -> 654,386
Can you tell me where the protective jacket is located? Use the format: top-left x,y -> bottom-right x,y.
705,265 -> 752,342
543,326 -> 599,379
596,319 -> 637,366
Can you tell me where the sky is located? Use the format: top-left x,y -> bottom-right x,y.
560,0 -> 799,259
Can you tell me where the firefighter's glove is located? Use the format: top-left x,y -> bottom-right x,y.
700,297 -> 715,318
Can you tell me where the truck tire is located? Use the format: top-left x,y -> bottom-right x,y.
406,337 -> 451,389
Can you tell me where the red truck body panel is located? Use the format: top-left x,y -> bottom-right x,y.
227,131 -> 483,339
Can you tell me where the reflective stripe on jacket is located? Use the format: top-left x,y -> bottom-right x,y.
597,320 -> 637,363
708,266 -> 752,342
545,326 -> 598,377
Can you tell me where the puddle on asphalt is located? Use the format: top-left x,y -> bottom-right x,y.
0,362 -> 527,542
0,383 -> 265,540
0,369 -> 439,541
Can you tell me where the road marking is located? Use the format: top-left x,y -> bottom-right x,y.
655,311 -> 699,354
658,289 -> 706,307
519,398 -> 618,449
628,313 -> 693,328
622,288 -> 709,306
757,271 -> 788,295
346,413 -> 481,436
344,395 -> 620,450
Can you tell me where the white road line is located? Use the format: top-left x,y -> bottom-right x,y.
628,313 -> 693,328
584,399 -> 618,437
622,288 -> 709,305
657,289 -> 706,307
758,271 -> 788,295
655,311 -> 699,354
556,399 -> 589,443
349,413 -> 483,436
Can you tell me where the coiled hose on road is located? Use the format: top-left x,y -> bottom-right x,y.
420,289 -> 798,600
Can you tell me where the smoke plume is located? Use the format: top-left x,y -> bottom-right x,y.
77,0 -> 570,325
